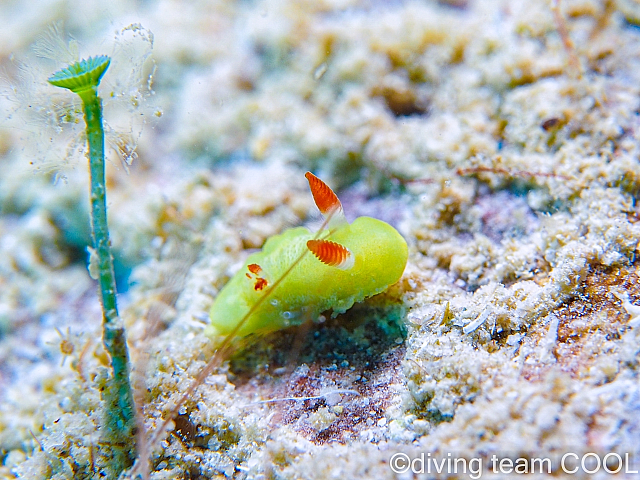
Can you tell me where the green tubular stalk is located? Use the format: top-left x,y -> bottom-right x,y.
48,56 -> 136,472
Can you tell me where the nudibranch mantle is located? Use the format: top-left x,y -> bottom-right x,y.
207,173 -> 408,338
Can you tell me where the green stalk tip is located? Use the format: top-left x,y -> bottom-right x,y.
47,55 -> 111,93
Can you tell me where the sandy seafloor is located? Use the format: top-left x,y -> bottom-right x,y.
2,0 -> 640,478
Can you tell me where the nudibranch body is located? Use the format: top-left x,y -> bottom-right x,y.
207,173 -> 408,338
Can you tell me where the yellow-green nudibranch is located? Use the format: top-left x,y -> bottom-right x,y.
207,172 -> 408,338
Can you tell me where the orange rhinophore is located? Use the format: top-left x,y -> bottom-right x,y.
307,239 -> 354,270
305,172 -> 343,217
